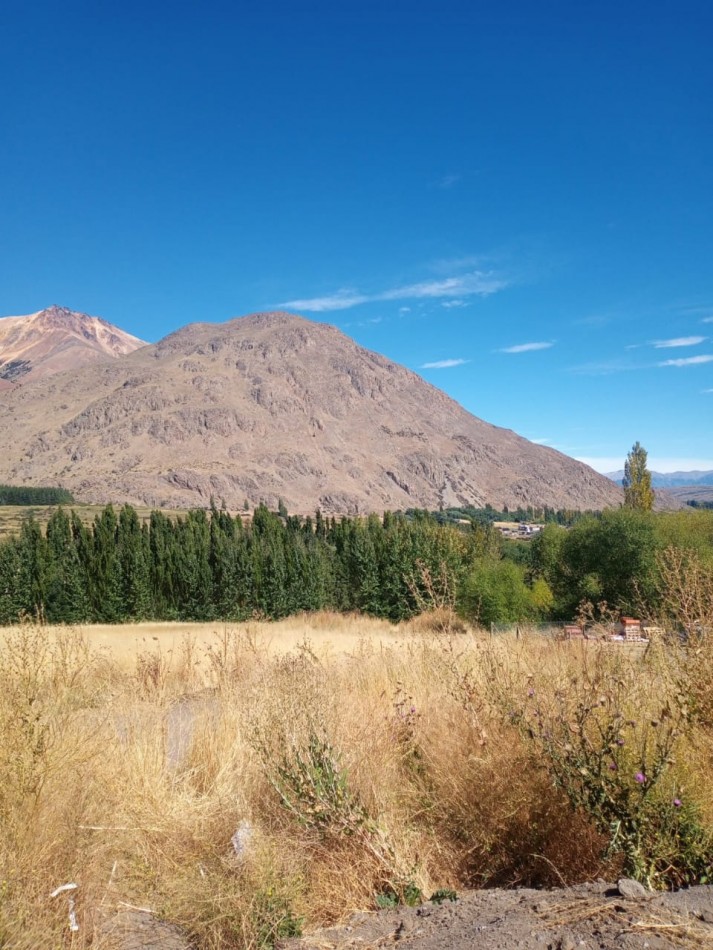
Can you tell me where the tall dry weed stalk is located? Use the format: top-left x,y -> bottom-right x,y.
648,547 -> 713,731
0,625 -> 112,947
405,559 -> 466,635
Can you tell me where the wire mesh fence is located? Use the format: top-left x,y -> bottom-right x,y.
489,621 -> 580,639
489,621 -> 654,643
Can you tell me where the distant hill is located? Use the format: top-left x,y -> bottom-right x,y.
0,310 -> 623,514
664,485 -> 713,505
0,305 -> 146,389
607,469 -> 713,488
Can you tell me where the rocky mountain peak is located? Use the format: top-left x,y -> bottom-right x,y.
0,309 -> 624,514
0,305 -> 146,388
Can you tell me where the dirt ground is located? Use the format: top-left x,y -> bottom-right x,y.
280,881 -> 713,950
92,880 -> 713,950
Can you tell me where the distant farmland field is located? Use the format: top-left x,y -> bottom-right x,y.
0,503 -> 224,538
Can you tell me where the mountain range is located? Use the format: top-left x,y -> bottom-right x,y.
607,469 -> 713,488
0,306 -> 624,514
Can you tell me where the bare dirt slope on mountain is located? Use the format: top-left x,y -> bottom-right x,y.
0,305 -> 145,388
0,311 -> 623,514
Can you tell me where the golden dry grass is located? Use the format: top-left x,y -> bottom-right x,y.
0,503 -> 203,540
0,615 -> 710,949
0,612 -> 419,672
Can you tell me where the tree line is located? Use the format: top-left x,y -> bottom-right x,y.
0,502 -> 711,628
0,504 -> 488,625
0,485 -> 75,506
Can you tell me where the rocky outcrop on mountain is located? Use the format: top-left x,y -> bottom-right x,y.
0,305 -> 146,387
0,311 -> 623,514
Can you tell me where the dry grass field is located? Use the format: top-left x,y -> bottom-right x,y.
0,613 -> 418,671
0,503 -> 197,540
1,612 -> 712,949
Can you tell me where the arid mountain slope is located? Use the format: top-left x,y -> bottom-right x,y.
0,311 -> 623,513
0,305 -> 146,389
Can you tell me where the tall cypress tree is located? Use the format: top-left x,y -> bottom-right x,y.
0,537 -> 25,623
91,506 -> 124,622
17,516 -> 48,621
149,510 -> 179,618
175,510 -> 214,619
45,508 -> 90,623
117,505 -> 152,619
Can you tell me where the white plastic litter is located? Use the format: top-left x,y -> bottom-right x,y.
50,883 -> 80,933
68,897 -> 80,932
49,882 -> 78,898
231,820 -> 253,861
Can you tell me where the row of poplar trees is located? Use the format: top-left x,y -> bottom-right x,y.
0,503 -> 487,625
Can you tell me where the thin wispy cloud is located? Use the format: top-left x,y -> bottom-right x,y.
531,438 -> 551,444
575,314 -> 613,328
653,336 -> 706,348
703,388 -> 713,393
500,341 -> 554,354
430,254 -> 490,274
441,299 -> 467,309
420,358 -> 469,369
282,290 -> 369,312
703,317 -> 713,324
436,173 -> 461,189
658,354 -> 713,367
569,357 -> 639,376
281,270 -> 508,312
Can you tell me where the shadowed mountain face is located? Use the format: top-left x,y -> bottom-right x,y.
0,305 -> 146,389
0,311 -> 623,514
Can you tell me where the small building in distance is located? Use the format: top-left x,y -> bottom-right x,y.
518,523 -> 543,536
492,521 -> 544,539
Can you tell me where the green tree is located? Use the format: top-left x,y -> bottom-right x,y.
17,517 -> 48,620
117,505 -> 152,619
552,509 -> 659,618
45,508 -> 90,623
459,559 -> 535,628
91,505 -> 124,621
623,441 -> 654,511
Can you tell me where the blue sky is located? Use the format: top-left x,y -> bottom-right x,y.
1,0 -> 712,473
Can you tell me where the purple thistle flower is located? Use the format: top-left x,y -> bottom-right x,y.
608,762 -> 618,771
528,688 -> 535,697
616,738 -> 625,746
673,798 -> 682,808
634,772 -> 647,784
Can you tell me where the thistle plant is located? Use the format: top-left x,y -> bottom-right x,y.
267,732 -> 371,838
255,728 -> 421,905
517,648 -> 712,887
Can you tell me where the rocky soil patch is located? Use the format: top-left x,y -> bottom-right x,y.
280,880 -> 713,950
